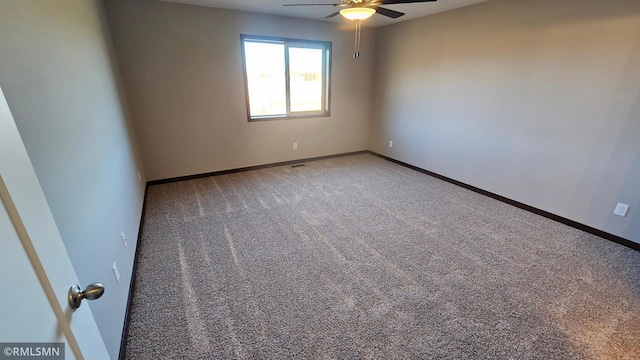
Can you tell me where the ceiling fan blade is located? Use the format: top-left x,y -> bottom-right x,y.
375,6 -> 405,19
379,0 -> 437,4
283,3 -> 342,6
324,11 -> 342,18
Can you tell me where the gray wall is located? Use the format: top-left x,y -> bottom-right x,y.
104,0 -> 375,181
370,0 -> 640,244
0,0 -> 145,358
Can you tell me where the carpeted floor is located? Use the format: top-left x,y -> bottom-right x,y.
125,153 -> 640,359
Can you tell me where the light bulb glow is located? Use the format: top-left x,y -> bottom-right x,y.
339,7 -> 376,21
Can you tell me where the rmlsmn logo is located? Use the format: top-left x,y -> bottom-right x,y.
1,343 -> 64,359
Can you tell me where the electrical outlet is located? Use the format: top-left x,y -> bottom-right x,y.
613,203 -> 630,217
121,230 -> 127,249
389,141 -> 393,148
112,262 -> 121,284
293,142 -> 298,150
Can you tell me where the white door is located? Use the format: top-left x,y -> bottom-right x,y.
0,87 -> 110,360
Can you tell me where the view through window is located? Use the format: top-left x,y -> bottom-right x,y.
241,35 -> 331,120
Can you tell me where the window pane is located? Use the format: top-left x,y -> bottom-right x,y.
289,47 -> 323,112
244,42 -> 286,117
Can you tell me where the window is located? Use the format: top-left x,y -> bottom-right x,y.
241,35 -> 331,121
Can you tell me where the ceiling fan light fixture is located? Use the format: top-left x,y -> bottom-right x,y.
339,7 -> 376,21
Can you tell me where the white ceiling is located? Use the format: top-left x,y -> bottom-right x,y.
159,0 -> 489,28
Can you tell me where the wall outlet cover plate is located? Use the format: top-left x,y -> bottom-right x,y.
112,262 -> 121,284
614,203 -> 630,217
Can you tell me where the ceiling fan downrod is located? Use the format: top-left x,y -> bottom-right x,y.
354,20 -> 362,58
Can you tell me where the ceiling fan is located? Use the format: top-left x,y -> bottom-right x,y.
284,0 -> 438,21
283,0 -> 438,57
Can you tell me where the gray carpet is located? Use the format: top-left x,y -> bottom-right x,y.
125,153 -> 640,359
